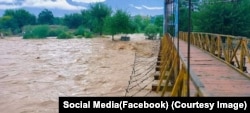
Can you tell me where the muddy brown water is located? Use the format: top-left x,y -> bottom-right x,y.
0,35 -> 156,113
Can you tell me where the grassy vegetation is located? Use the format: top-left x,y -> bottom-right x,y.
74,26 -> 85,37
84,30 -> 93,38
22,25 -> 93,39
23,25 -> 49,39
48,25 -> 68,37
57,32 -> 73,39
144,24 -> 158,40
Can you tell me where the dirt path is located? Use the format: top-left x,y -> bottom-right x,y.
0,34 -> 158,113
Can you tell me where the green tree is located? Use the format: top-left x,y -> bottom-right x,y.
63,13 -> 83,29
38,9 -> 54,25
131,15 -> 143,33
104,9 -> 132,40
23,25 -> 49,39
0,16 -> 17,35
81,10 -> 91,29
88,3 -> 112,35
193,0 -> 250,37
130,15 -> 151,33
144,24 -> 158,40
0,9 -> 36,34
154,15 -> 163,29
179,4 -> 189,32
53,17 -> 63,25
15,9 -> 36,29
154,15 -> 163,36
178,0 -> 200,32
141,16 -> 151,32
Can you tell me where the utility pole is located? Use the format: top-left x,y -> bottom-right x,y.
187,0 -> 191,97
174,0 -> 179,38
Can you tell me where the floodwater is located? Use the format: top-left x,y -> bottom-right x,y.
0,34 -> 156,113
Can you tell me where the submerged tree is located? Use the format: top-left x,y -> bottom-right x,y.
104,9 -> 133,40
88,3 -> 112,36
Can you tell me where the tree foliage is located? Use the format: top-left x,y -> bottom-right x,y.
81,10 -> 92,29
193,0 -> 250,37
0,3 -> 165,38
0,9 -> 36,34
131,15 -> 144,33
23,25 -> 49,39
104,9 -> 132,40
88,3 -> 112,35
63,13 -> 83,29
144,24 -> 158,40
179,1 -> 189,32
153,15 -> 163,36
38,9 -> 54,25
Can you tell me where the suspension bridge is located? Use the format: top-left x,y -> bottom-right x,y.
125,0 -> 250,97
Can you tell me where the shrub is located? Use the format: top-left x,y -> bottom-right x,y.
57,32 -> 73,39
76,35 -> 83,38
74,26 -> 85,36
48,30 -> 57,36
144,24 -> 158,40
23,31 -> 34,39
0,28 -> 12,36
48,25 -> 68,37
31,25 -> 49,38
84,30 -> 93,38
23,25 -> 49,39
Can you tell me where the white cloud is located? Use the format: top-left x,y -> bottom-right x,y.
0,0 -> 20,10
0,0 -> 15,3
0,0 -> 86,10
142,5 -> 163,10
72,0 -> 105,3
22,0 -> 86,10
134,6 -> 142,10
130,4 -> 163,10
129,4 -> 142,10
0,4 -> 20,9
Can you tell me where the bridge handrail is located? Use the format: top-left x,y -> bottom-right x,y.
191,32 -> 248,40
179,31 -> 250,76
156,33 -> 211,97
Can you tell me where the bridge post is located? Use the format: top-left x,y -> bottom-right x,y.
163,0 -> 168,34
174,0 -> 179,38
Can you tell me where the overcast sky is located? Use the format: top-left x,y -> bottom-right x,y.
0,0 -> 164,17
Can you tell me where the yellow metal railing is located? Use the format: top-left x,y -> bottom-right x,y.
180,32 -> 250,73
156,33 -> 210,97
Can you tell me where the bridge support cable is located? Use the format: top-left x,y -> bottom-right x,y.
125,40 -> 160,97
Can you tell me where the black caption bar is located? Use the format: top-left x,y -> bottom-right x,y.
59,97 -> 249,113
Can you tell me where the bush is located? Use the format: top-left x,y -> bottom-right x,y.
84,30 -> 93,38
57,32 -> 73,39
0,28 -> 12,36
74,26 -> 85,36
76,35 -> 83,38
48,25 -> 68,37
144,24 -> 158,40
23,25 -> 49,39
23,31 -> 34,39
48,30 -> 57,36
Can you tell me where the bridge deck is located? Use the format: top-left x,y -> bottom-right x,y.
176,39 -> 250,96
